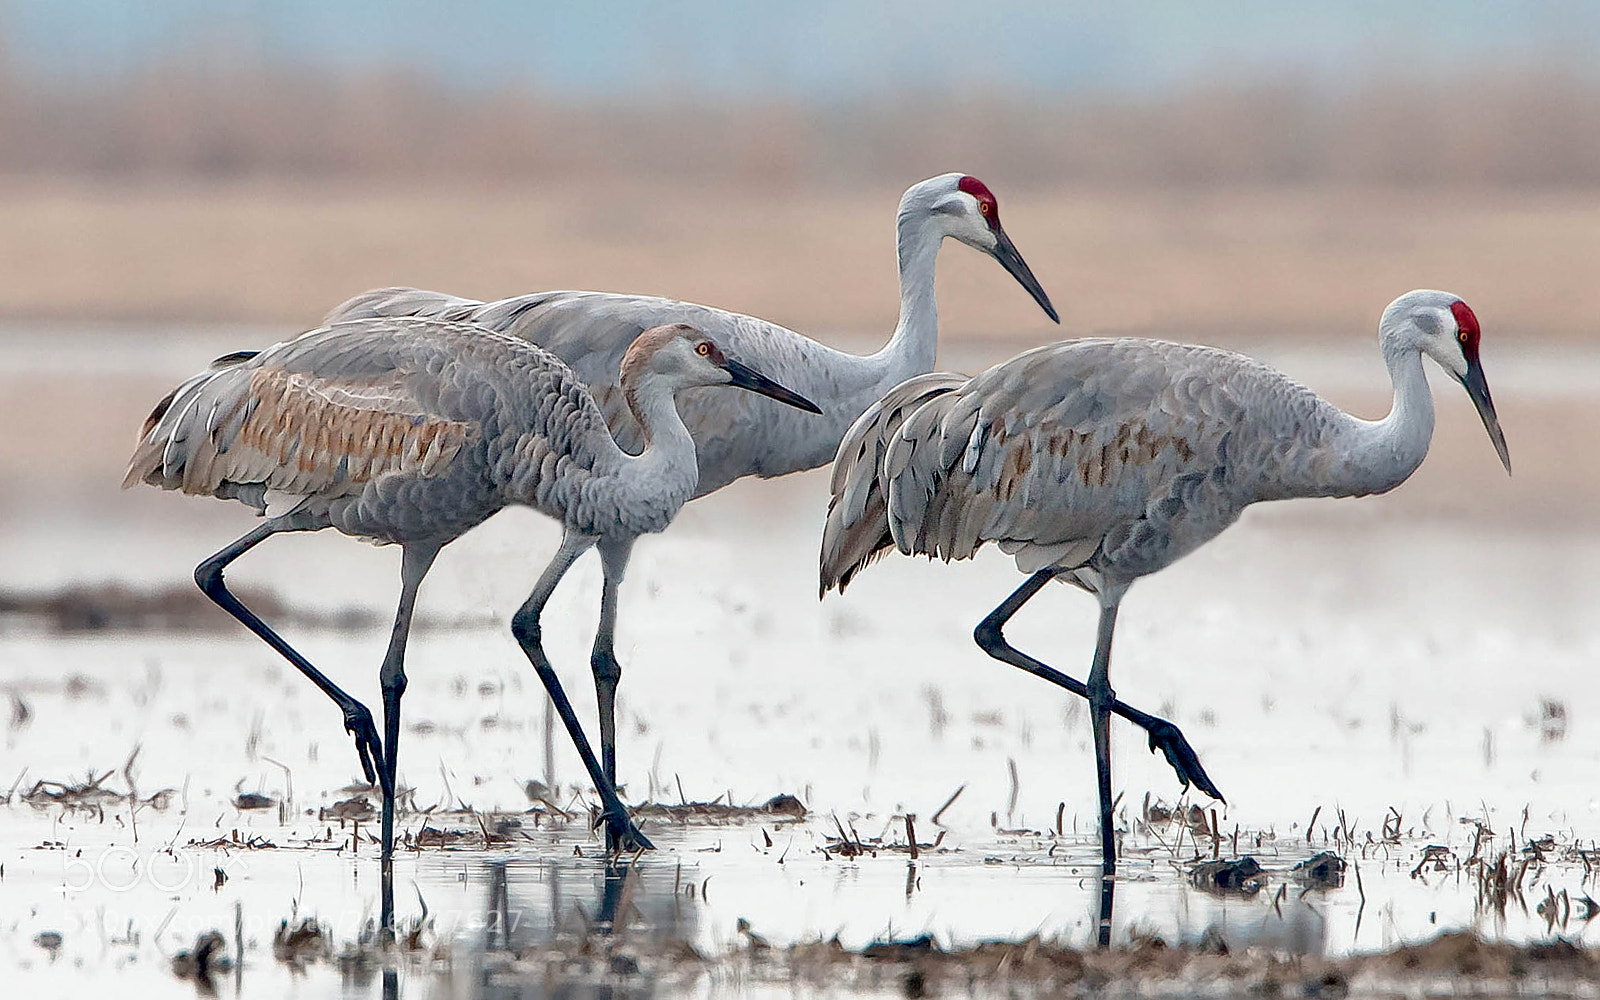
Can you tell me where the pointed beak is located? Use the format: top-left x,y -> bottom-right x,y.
723,357 -> 822,414
1459,359 -> 1511,475
991,226 -> 1059,324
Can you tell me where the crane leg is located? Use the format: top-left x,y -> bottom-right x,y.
972,572 -> 1223,801
193,516 -> 385,790
376,542 -> 440,938
511,531 -> 653,854
1087,599 -> 1119,948
589,535 -> 635,851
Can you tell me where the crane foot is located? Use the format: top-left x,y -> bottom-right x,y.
342,703 -> 385,789
597,804 -> 654,854
1144,718 -> 1225,802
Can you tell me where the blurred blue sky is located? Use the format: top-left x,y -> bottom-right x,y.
3,0 -> 1596,98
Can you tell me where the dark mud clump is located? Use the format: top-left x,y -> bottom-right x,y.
1293,851 -> 1347,888
319,796 -> 376,822
1188,856 -> 1265,894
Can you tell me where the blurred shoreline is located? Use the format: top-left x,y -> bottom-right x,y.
1,179 -> 1597,341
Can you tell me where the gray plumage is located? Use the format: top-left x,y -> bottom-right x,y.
126,317 -> 822,929
822,291 -> 1511,596
821,371 -> 968,595
126,317 -> 700,542
322,173 -> 1057,500
818,289 -> 1512,947
324,288 -> 867,495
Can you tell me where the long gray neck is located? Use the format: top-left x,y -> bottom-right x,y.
1330,336 -> 1435,497
869,209 -> 942,379
614,377 -> 699,527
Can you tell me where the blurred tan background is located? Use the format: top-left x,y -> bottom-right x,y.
0,2 -> 1596,528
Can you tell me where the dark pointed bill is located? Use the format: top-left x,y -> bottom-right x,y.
1460,360 -> 1511,474
723,357 -> 823,414
992,227 -> 1059,324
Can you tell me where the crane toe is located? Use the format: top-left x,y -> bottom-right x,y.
597,805 -> 654,854
1144,718 -> 1224,802
341,704 -> 384,789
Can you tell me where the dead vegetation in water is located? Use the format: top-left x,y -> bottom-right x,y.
818,813 -> 946,861
409,812 -> 535,850
15,750 -> 175,817
630,791 -> 806,825
187,829 -> 279,850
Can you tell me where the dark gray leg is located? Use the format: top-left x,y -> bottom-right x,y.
377,542 -> 440,937
972,571 -> 1223,800
194,516 -> 383,787
510,531 -> 652,852
1087,599 -> 1120,948
591,536 -> 634,788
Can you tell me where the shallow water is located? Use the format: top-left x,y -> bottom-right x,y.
2,328 -> 1599,996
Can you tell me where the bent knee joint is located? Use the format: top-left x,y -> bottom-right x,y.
590,650 -> 622,686
973,617 -> 1006,652
194,559 -> 228,597
510,608 -> 542,647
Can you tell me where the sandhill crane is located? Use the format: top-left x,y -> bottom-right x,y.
820,289 -> 1511,946
324,172 -> 1057,796
125,319 -> 820,933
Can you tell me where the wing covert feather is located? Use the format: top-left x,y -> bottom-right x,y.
325,285 -> 884,495
125,318 -> 625,529
828,338 -> 1348,585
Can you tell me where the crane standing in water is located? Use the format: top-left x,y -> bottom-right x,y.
820,289 -> 1511,947
126,320 -> 820,933
325,172 -> 1057,798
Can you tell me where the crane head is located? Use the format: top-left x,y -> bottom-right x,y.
909,173 -> 1059,324
1387,290 -> 1511,475
624,324 -> 822,414
1446,300 -> 1511,475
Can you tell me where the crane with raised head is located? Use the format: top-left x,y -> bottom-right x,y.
324,172 -> 1058,799
126,319 -> 820,934
820,289 -> 1511,947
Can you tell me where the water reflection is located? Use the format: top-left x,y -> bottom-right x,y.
1180,882 -> 1333,956
463,856 -> 699,999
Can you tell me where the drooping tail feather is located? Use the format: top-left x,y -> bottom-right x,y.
123,351 -> 259,492
819,372 -> 966,596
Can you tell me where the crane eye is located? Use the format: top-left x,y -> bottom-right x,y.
979,202 -> 990,214
1458,331 -> 1469,344
696,342 -> 712,356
